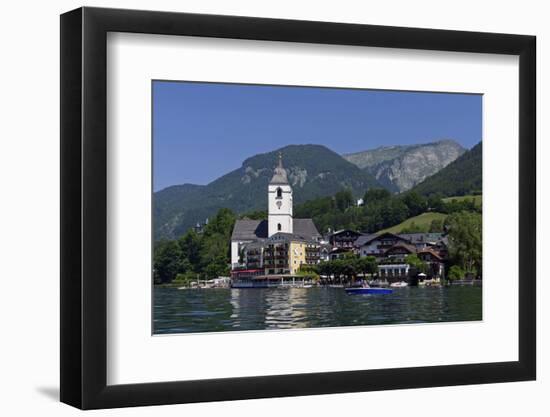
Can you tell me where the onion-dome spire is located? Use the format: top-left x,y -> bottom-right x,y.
270,151 -> 289,184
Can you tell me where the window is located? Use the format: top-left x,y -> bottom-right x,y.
277,223 -> 282,231
276,187 -> 282,198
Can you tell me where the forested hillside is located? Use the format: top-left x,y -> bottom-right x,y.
410,142 -> 482,197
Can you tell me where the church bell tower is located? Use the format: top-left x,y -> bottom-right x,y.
268,152 -> 293,237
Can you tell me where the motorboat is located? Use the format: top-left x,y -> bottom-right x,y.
390,281 -> 408,288
345,287 -> 393,295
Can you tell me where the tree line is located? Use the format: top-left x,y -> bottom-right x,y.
153,208 -> 237,284
294,188 -> 481,235
446,211 -> 482,280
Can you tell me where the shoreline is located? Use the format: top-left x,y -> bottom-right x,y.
155,281 -> 482,290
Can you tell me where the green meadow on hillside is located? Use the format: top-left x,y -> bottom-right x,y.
380,212 -> 448,234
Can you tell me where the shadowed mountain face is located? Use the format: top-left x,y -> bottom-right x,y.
343,140 -> 466,193
154,144 -> 381,240
409,141 -> 482,197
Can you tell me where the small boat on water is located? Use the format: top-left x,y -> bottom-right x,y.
390,281 -> 408,288
345,287 -> 393,295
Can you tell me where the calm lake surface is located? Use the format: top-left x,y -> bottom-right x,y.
153,286 -> 482,334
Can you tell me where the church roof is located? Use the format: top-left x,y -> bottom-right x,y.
270,152 -> 289,185
231,218 -> 320,241
293,218 -> 321,239
231,219 -> 268,241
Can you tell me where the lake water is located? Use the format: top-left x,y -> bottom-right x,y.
153,286 -> 482,334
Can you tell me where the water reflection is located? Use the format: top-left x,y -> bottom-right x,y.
154,286 -> 482,334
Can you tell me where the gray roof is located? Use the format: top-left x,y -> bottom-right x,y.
293,218 -> 321,239
231,218 -> 320,241
330,229 -> 364,237
355,232 -> 447,247
270,153 -> 289,185
231,219 -> 268,240
242,240 -> 265,250
354,232 -> 409,247
398,233 -> 445,244
267,232 -> 315,244
354,233 -> 379,247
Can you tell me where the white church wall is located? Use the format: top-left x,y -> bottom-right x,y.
268,183 -> 293,236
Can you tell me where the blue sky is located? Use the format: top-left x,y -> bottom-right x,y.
153,81 -> 482,191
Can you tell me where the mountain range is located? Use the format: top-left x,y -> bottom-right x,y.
342,140 -> 466,193
154,145 -> 380,240
154,140 -> 477,240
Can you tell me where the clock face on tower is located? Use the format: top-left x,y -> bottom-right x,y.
276,200 -> 282,209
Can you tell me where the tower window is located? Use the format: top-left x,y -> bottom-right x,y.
276,187 -> 282,199
277,223 -> 282,231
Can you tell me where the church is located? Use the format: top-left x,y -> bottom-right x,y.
230,154 -> 321,275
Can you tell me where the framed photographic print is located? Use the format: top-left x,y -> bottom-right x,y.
60,6 -> 536,410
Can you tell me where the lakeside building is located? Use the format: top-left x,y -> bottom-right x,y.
384,242 -> 418,260
326,229 -> 363,259
230,154 -> 321,282
328,229 -> 363,249
355,232 -> 411,258
241,232 -> 321,275
355,232 -> 448,281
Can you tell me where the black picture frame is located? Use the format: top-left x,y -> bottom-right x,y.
60,6 -> 536,410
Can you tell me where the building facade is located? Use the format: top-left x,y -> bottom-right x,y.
254,233 -> 316,275
355,232 -> 411,258
230,154 -> 321,276
328,229 -> 363,249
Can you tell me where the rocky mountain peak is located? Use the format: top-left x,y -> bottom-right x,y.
343,140 -> 466,193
